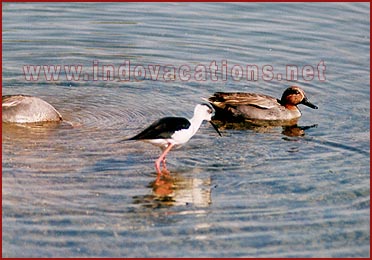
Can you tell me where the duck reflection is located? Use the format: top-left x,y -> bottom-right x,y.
212,119 -> 317,137
282,124 -> 318,137
132,172 -> 212,208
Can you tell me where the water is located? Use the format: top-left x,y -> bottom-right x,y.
2,2 -> 370,257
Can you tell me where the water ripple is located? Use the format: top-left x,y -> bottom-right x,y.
3,2 -> 370,258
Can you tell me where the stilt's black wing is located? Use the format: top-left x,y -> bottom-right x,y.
127,117 -> 190,140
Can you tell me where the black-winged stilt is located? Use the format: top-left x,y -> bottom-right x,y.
125,103 -> 221,174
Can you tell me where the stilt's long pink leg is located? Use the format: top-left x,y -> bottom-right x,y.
155,143 -> 174,174
161,157 -> 170,174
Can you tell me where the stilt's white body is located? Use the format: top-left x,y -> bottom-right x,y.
148,105 -> 212,149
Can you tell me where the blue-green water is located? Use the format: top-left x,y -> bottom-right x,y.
2,2 -> 370,257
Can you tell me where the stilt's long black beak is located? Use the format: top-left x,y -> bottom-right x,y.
210,121 -> 222,136
301,97 -> 318,109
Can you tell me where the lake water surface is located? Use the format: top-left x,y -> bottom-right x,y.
2,2 -> 370,257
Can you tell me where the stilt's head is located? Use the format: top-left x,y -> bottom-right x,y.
193,103 -> 215,121
193,103 -> 221,136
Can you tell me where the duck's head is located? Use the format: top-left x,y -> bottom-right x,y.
280,86 -> 318,110
193,103 -> 221,136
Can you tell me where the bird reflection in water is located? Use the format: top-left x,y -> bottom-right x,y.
212,119 -> 317,137
132,172 -> 212,208
282,124 -> 318,137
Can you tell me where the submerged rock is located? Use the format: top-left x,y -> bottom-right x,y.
2,95 -> 63,123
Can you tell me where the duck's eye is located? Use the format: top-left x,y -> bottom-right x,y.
207,109 -> 213,114
287,89 -> 300,95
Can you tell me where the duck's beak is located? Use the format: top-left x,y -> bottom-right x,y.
210,121 -> 222,136
301,97 -> 318,109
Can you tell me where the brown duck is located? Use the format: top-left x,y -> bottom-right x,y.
206,86 -> 318,122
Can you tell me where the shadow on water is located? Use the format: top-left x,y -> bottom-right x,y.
132,171 -> 212,208
307,136 -> 370,157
